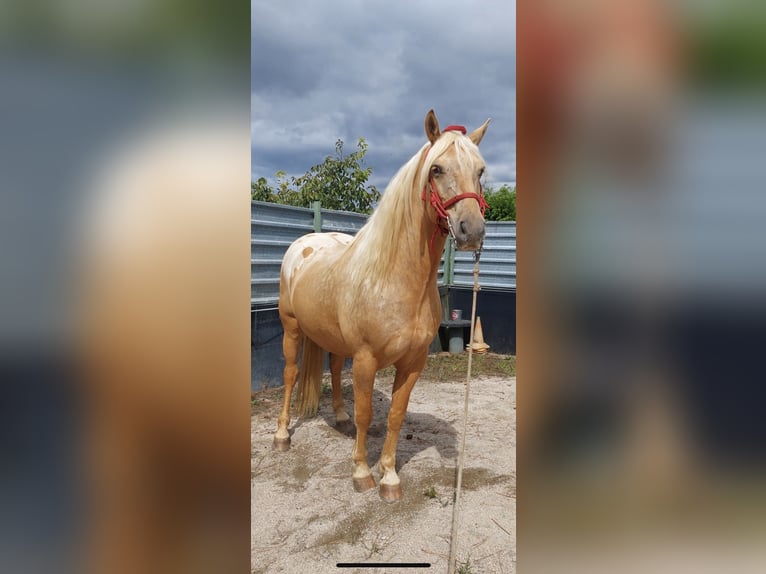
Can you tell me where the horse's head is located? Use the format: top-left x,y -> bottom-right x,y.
422,109 -> 490,251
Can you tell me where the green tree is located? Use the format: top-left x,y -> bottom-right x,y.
483,184 -> 516,221
273,170 -> 300,205
251,138 -> 381,214
251,177 -> 275,202
690,9 -> 766,91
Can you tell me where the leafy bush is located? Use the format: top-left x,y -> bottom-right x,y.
251,138 -> 380,214
483,184 -> 516,221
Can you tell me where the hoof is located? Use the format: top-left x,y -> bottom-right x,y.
271,436 -> 291,452
335,419 -> 355,436
353,475 -> 376,493
379,483 -> 403,503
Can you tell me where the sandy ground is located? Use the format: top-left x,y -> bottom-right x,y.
251,374 -> 516,574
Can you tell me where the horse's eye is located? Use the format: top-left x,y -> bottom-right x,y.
431,165 -> 442,176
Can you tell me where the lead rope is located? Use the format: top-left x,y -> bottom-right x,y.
447,246 -> 482,574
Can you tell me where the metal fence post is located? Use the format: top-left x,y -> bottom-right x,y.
440,241 -> 454,324
444,239 -> 455,285
312,201 -> 322,232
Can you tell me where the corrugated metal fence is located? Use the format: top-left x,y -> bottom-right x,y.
252,200 -> 515,305
453,222 -> 516,289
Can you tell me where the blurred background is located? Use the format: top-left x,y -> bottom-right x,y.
0,1 -> 250,573
518,0 -> 766,572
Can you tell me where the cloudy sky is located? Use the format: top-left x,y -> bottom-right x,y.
251,0 -> 516,191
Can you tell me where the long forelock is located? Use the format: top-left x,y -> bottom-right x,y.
416,133 -> 481,193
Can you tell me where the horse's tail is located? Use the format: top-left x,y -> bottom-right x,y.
295,335 -> 324,417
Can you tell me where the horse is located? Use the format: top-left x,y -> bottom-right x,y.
272,109 -> 491,502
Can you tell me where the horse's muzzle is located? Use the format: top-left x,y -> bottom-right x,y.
453,216 -> 485,251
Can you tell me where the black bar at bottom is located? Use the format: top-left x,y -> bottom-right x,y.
335,562 -> 431,568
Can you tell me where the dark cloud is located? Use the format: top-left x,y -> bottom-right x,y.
252,0 -> 516,190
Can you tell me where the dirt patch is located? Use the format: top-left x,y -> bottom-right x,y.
252,371 -> 516,573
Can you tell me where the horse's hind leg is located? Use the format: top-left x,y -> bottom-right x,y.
378,351 -> 428,503
273,314 -> 301,451
329,353 -> 351,432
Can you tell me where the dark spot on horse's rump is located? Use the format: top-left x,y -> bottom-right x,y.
302,247 -> 313,257
406,434 -> 413,440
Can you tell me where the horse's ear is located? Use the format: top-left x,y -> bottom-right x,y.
425,109 -> 441,144
469,118 -> 491,146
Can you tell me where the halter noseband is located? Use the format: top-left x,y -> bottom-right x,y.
421,125 -> 489,252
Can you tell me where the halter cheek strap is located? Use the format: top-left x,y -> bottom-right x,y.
421,125 -> 489,252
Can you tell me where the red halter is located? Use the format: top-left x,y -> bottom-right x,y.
420,125 -> 489,252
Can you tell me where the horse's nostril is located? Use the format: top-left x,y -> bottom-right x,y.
459,221 -> 467,236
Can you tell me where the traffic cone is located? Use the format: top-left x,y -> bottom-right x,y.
474,317 -> 486,344
468,316 -> 490,353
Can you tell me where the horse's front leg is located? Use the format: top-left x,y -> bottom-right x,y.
378,351 -> 428,503
351,349 -> 378,492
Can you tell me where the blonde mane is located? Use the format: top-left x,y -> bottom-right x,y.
347,131 -> 481,286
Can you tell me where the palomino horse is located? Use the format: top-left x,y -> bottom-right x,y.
273,109 -> 490,502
